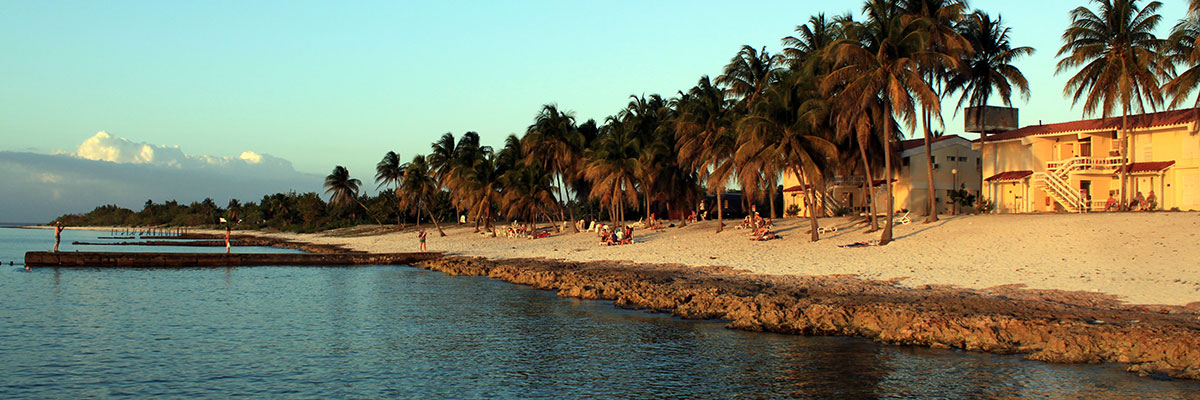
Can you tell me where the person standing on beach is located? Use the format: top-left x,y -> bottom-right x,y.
53,222 -> 64,252
224,226 -> 232,254
418,229 -> 427,251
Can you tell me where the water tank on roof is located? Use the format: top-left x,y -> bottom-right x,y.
964,106 -> 1018,133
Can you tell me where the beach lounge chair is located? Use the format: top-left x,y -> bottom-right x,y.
893,212 -> 911,225
817,225 -> 838,235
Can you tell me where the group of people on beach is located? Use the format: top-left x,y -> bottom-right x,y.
1103,191 -> 1158,212
741,207 -> 778,241
598,225 -> 634,246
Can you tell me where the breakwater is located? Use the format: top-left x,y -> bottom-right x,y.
25,251 -> 442,267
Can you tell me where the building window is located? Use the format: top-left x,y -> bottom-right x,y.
958,156 -> 967,162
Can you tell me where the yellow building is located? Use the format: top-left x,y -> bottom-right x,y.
781,135 -> 982,217
977,109 -> 1200,213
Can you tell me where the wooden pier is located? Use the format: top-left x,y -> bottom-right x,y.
24,251 -> 443,268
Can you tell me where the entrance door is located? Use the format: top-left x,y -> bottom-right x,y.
1080,180 -> 1092,210
1060,143 -> 1075,160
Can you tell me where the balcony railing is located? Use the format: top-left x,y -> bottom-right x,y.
1045,156 -> 1123,172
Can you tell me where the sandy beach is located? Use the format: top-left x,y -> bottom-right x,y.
230,212 -> 1200,307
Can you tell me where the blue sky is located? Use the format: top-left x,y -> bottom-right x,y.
0,0 -> 1190,187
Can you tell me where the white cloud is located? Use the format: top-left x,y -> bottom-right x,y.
70,131 -> 298,179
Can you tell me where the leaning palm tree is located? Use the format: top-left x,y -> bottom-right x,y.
375,151 -> 404,225
676,76 -> 736,232
1164,1 -> 1200,121
324,165 -> 382,225
823,0 -> 943,245
945,11 -> 1034,207
1056,0 -> 1168,208
398,155 -> 446,236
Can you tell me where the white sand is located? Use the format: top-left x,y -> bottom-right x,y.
236,213 -> 1200,306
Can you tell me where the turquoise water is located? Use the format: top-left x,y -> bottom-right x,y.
2,227 -> 1199,399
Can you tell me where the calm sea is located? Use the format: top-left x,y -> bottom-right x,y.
2,226 -> 1198,399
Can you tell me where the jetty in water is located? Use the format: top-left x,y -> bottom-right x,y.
24,251 -> 443,268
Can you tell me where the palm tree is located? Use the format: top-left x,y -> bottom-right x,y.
1056,0 -> 1168,208
716,45 -> 785,112
901,0 -> 969,223
676,76 -> 736,232
1165,1 -> 1200,120
398,156 -> 445,236
324,165 -> 382,225
945,11 -> 1034,208
458,141 -> 504,236
584,117 -> 641,226
428,133 -> 459,222
739,72 -> 838,241
375,151 -> 404,225
823,0 -> 943,245
782,14 -> 845,71
496,135 -> 556,234
523,104 -> 582,231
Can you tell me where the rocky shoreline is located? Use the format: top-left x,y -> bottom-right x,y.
413,256 -> 1200,380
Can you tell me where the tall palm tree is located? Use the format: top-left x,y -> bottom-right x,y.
676,76 -> 736,232
428,133 -> 459,221
375,151 -> 404,225
523,104 -> 582,231
398,156 -> 446,236
584,117 -> 641,226
782,14 -> 844,71
823,0 -> 943,245
945,11 -> 1034,207
458,141 -> 504,235
739,72 -> 838,241
1165,1 -> 1200,119
901,0 -> 970,223
324,165 -> 382,225
716,45 -> 785,112
1056,0 -> 1168,208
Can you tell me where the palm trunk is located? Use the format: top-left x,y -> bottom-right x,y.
715,187 -> 724,233
423,202 -> 445,236
859,141 -> 879,231
922,109 -> 938,223
880,103 -> 895,245
355,199 -> 383,226
797,168 -> 820,242
768,179 -> 778,219
1120,109 -> 1129,210
975,104 -> 989,212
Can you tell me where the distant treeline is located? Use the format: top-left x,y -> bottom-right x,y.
53,191 -> 458,233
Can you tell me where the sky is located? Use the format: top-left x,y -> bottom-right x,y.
0,0 -> 1190,221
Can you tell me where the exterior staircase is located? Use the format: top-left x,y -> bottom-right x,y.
1034,156 -> 1123,212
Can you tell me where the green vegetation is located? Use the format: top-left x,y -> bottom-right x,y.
58,0 -> 1198,243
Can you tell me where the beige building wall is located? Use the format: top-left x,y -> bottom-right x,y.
982,119 -> 1200,213
900,137 -> 983,215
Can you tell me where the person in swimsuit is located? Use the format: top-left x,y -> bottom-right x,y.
418,229 -> 427,251
224,226 -> 232,253
53,222 -> 64,252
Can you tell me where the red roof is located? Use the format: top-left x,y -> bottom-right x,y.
782,184 -> 811,192
984,170 -> 1033,182
899,134 -> 964,151
1119,160 -> 1175,174
988,109 -> 1197,142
